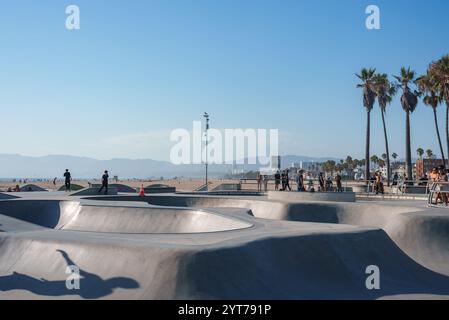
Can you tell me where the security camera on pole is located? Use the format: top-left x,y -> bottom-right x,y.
203,112 -> 209,191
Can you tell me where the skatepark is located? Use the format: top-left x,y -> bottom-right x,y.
1,187 -> 449,300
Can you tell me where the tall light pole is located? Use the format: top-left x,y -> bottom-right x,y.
203,112 -> 209,191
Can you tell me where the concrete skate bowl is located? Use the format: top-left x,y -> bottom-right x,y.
0,193 -> 19,200
3,227 -> 449,299
174,229 -> 449,299
113,195 -> 449,276
0,200 -> 252,234
19,184 -> 48,192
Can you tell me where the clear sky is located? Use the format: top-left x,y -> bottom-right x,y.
1,0 -> 449,161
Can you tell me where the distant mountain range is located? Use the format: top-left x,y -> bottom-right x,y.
0,154 -> 340,179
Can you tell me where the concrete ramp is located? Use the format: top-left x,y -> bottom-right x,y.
0,193 -> 19,200
70,187 -> 118,196
0,200 -> 251,234
133,195 -> 449,276
19,184 -> 48,192
1,225 -> 449,299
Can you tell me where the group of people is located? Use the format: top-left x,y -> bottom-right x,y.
371,171 -> 384,195
6,185 -> 22,192
5,170 -> 110,194
256,170 -> 344,193
63,169 -> 110,194
429,165 -> 448,205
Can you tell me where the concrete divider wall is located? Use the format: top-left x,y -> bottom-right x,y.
268,191 -> 356,202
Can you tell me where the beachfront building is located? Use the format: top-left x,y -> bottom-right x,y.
415,159 -> 448,178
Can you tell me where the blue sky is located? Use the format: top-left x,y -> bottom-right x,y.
0,0 -> 449,161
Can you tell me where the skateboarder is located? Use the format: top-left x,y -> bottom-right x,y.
98,170 -> 109,195
63,169 -> 71,191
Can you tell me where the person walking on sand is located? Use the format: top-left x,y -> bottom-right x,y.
63,169 -> 71,191
98,170 -> 109,195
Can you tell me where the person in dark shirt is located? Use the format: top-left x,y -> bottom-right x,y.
98,170 -> 109,195
318,172 -> 325,192
284,170 -> 292,191
63,169 -> 71,191
335,173 -> 342,192
296,170 -> 304,192
274,171 -> 281,190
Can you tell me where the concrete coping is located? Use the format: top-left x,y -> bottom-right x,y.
267,190 -> 356,203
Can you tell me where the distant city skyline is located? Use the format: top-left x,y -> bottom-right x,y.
1,1 -> 449,161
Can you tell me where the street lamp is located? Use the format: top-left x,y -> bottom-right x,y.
203,112 -> 210,191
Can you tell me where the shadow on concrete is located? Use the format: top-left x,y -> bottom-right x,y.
0,250 -> 139,299
176,230 -> 449,299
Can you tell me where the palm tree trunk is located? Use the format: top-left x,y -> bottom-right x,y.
365,110 -> 371,184
405,110 -> 413,182
446,102 -> 449,168
433,107 -> 446,168
381,109 -> 391,186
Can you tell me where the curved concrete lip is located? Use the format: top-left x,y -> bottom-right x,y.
0,199 -> 253,234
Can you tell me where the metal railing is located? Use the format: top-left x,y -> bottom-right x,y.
239,178 -> 349,192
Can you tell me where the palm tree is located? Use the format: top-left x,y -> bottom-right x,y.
392,152 -> 398,164
416,148 -> 424,159
370,155 -> 379,169
429,55 -> 449,162
394,67 -> 420,181
426,149 -> 434,159
356,68 -> 376,183
373,73 -> 396,186
416,72 -> 446,167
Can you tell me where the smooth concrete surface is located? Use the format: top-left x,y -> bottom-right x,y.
69,187 -> 118,196
1,191 -> 449,300
268,190 -> 356,202
0,193 -> 19,200
19,184 -> 48,192
91,184 -> 136,193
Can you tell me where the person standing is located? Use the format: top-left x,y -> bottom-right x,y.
318,172 -> 325,192
98,170 -> 109,195
63,169 -> 71,191
335,173 -> 342,192
274,171 -> 281,191
375,172 -> 384,195
280,171 -> 286,191
284,170 -> 292,191
263,175 -> 268,192
296,170 -> 304,192
256,171 -> 262,192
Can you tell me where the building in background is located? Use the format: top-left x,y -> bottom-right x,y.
415,159 -> 447,178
